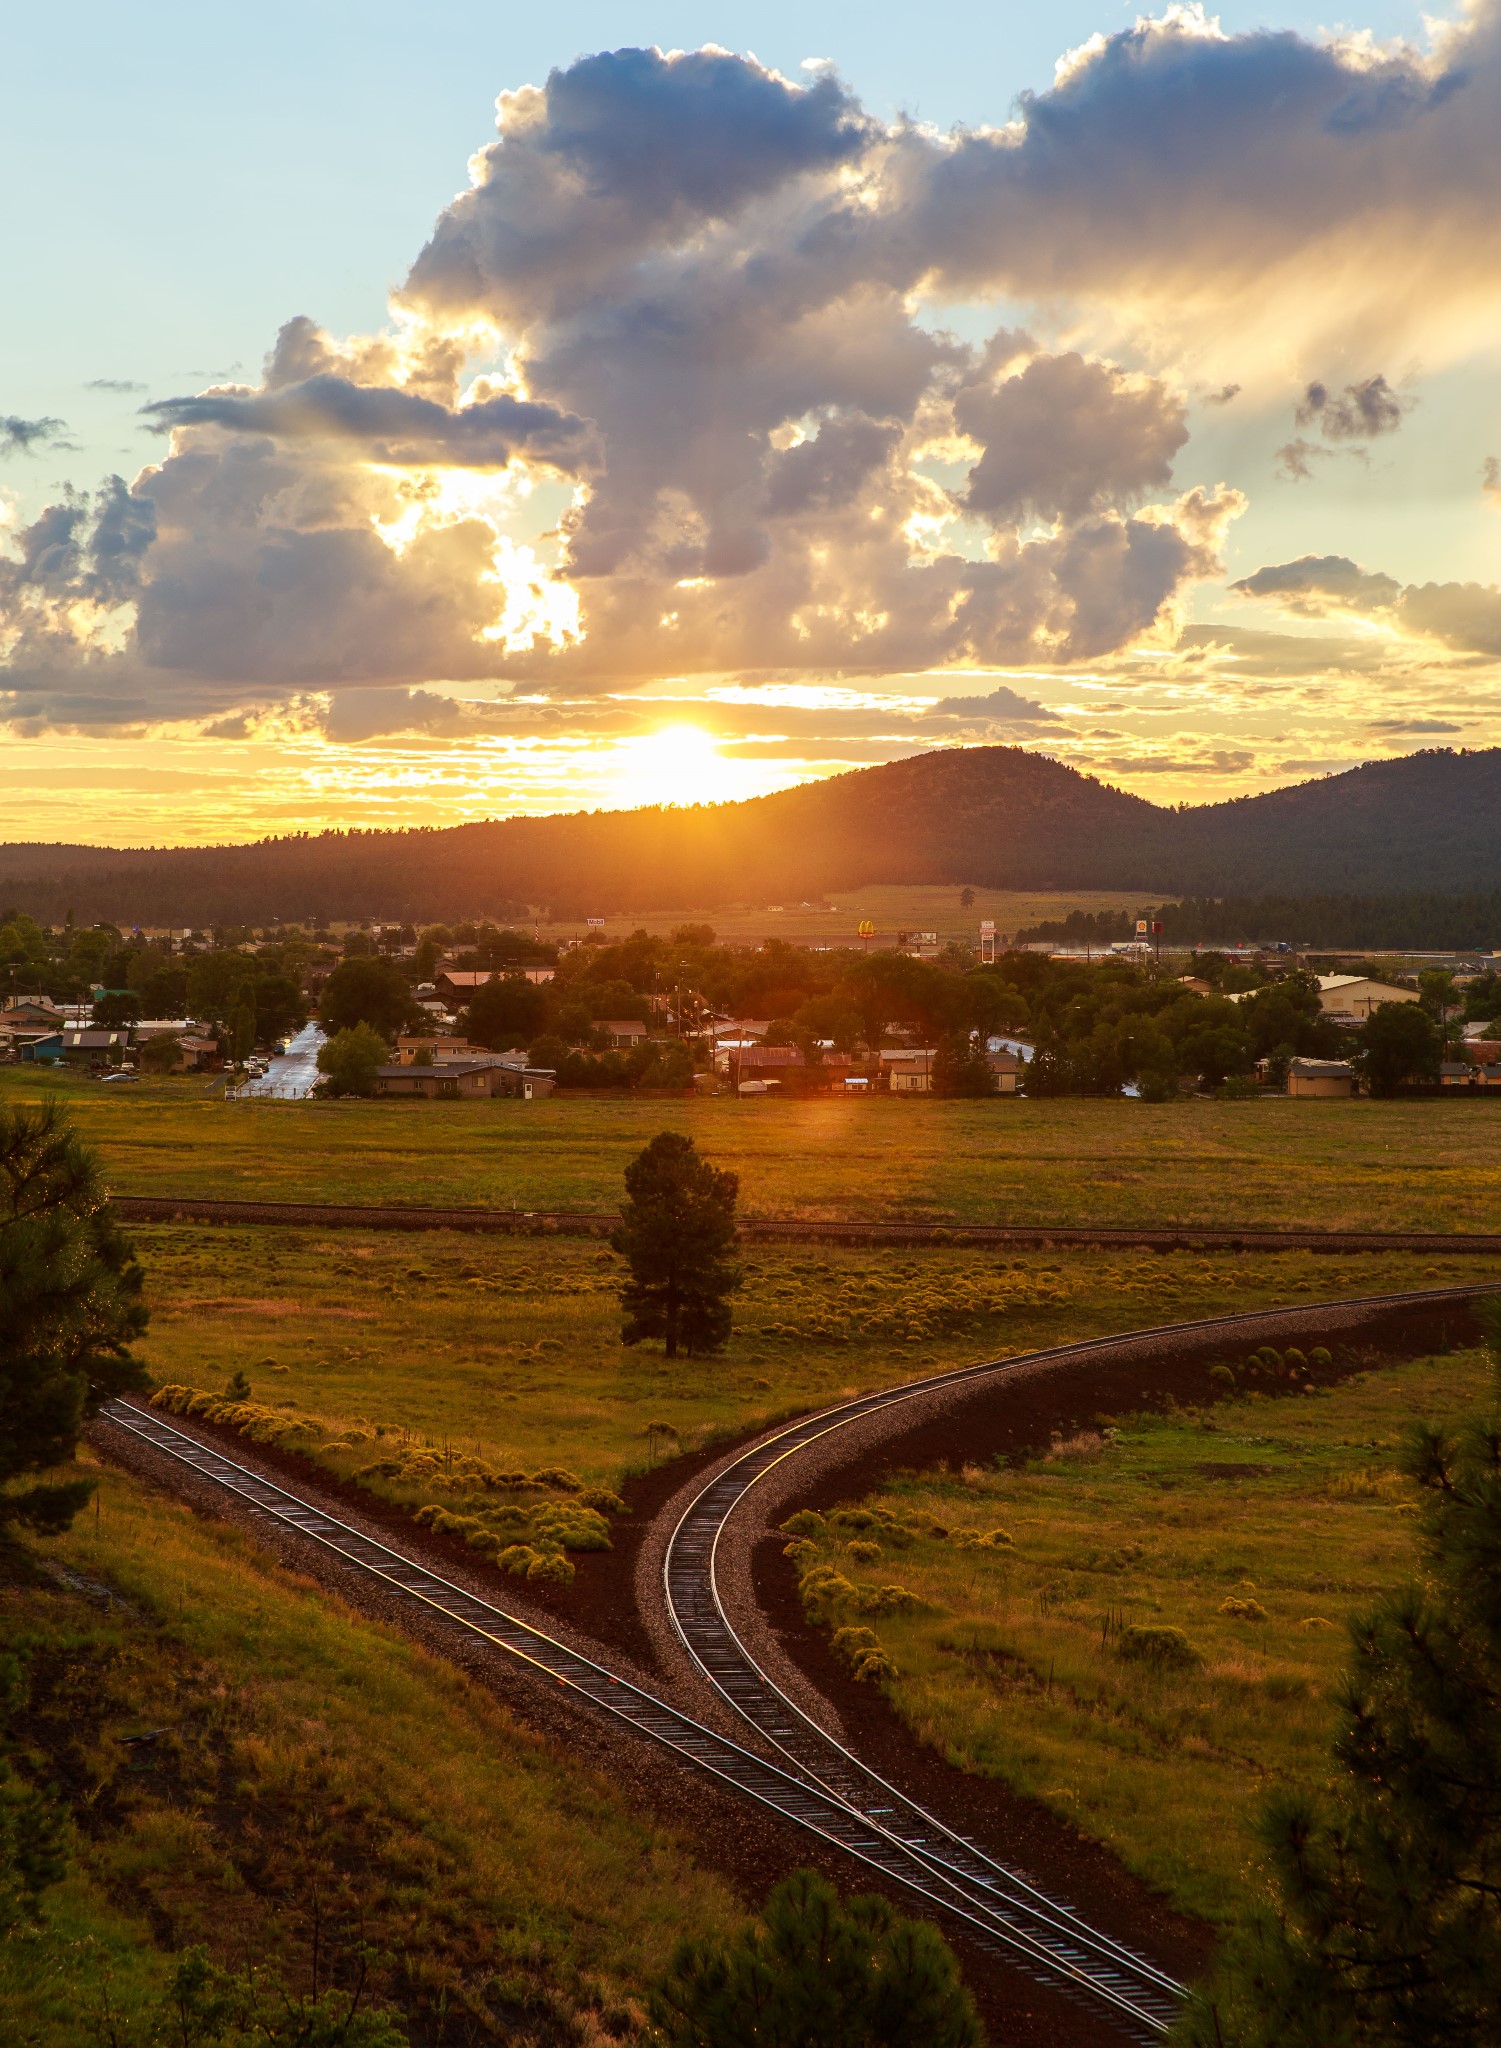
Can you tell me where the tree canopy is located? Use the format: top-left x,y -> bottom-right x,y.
647,1868 -> 984,2048
612,1132 -> 741,1359
0,1100 -> 149,1540
316,1023 -> 389,1099
318,956 -> 415,1039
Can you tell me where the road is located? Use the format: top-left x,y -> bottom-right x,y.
232,1019 -> 325,1100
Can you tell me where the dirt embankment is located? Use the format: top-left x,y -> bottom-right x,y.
112,1192 -> 1501,1256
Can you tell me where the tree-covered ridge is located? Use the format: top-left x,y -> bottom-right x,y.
3,746 -> 1501,925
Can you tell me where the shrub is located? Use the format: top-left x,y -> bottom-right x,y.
1309,1346 -> 1332,1369
860,1584 -> 923,1617
1300,1616 -> 1335,1631
1209,1364 -> 1237,1391
829,1507 -> 880,1533
578,1486 -> 627,1516
526,1552 -> 575,1585
782,1538 -> 819,1565
498,1544 -> 539,1576
1220,1595 -> 1269,1622
850,1648 -> 898,1683
1117,1625 -> 1203,1670
530,1465 -> 583,1493
845,1539 -> 882,1564
780,1510 -> 827,1539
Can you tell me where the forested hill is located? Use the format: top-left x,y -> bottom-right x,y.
3,745 -> 1500,925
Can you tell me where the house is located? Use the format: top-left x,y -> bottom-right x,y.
727,1044 -> 804,1080
1287,1057 -> 1356,1099
175,1033 -> 220,1071
58,1028 -> 132,1069
987,1046 -> 1022,1094
21,1032 -> 66,1064
374,1058 -> 556,1100
1316,975 -> 1420,1024
714,1018 -> 771,1043
884,1050 -> 936,1094
435,970 -> 497,1003
0,998 -> 63,1030
599,1018 -> 648,1049
396,1034 -> 473,1065
1439,1062 -> 1478,1088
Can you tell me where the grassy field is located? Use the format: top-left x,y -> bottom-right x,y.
126,1225 -> 1495,1503
784,1348 -> 1488,1926
0,1458 -> 740,2047
7,1070 -> 1501,1233
540,883 -> 1149,948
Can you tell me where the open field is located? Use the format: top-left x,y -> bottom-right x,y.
539,883 -> 1150,948
6,1071 -> 1501,1233
126,1224 -> 1496,1497
0,1460 -> 739,2047
784,1348 -> 1489,1927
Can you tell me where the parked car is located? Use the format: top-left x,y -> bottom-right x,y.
100,1069 -> 140,1083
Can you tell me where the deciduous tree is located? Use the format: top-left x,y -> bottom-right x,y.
1353,1000 -> 1439,1096
319,957 -> 415,1039
316,1023 -> 389,1098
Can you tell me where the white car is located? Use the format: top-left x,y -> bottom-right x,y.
100,1069 -> 140,1083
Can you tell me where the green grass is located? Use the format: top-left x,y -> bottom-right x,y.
0,1457 -> 740,2046
541,883 -> 1147,948
784,1349 -> 1490,1926
7,1068 -> 1501,1232
126,1224 -> 1495,1503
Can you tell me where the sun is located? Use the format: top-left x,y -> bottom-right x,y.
606,724 -> 746,810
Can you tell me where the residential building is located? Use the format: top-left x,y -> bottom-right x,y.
883,1049 -> 936,1094
374,1057 -> 555,1100
396,1033 -> 473,1064
599,1018 -> 649,1048
1287,1057 -> 1356,1099
988,1046 -> 1022,1094
57,1028 -> 131,1069
1316,974 -> 1421,1024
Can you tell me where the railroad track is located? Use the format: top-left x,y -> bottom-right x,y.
101,1282 -> 1498,2041
661,1281 -> 1500,2038
103,1393 -> 1180,2039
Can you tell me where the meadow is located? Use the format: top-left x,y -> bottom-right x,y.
7,1068 -> 1501,1233
783,1348 -> 1489,1926
1,1457 -> 739,2047
127,1224 -> 1495,1502
540,882 -> 1147,949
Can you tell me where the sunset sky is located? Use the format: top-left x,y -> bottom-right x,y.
5,0 -> 1500,845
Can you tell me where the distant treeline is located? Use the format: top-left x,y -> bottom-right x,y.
1016,894 -> 1501,952
6,745 -> 1501,926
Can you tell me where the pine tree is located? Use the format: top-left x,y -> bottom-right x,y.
611,1133 -> 741,1360
1183,1317 -> 1501,2047
0,1100 -> 149,1541
647,1867 -> 984,2048
932,1032 -> 994,1098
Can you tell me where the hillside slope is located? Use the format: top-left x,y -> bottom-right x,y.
1,745 -> 1497,924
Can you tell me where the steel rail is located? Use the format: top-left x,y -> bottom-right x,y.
663,1281 -> 1499,2033
100,1396 -> 1174,2039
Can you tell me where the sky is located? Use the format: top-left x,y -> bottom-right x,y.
4,0 -> 1500,846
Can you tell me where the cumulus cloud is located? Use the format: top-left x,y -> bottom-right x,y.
903,4 -> 1501,358
1235,551 -> 1501,657
25,20 -> 1501,738
1,415 -> 73,457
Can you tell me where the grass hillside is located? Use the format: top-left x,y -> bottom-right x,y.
784,1347 -> 1490,1926
7,1071 -> 1501,1235
1,1459 -> 738,2047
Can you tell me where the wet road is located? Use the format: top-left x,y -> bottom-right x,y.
233,1020 -> 326,1099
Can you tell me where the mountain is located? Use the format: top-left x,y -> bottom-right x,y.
4,746 -> 1501,927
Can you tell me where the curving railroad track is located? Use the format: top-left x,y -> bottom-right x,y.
100,1282 -> 1500,2043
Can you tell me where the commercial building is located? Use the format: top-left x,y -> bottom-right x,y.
1316,975 -> 1421,1024
1287,1058 -> 1356,1099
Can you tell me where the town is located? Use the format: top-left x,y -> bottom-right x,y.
2,903 -> 1497,1103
